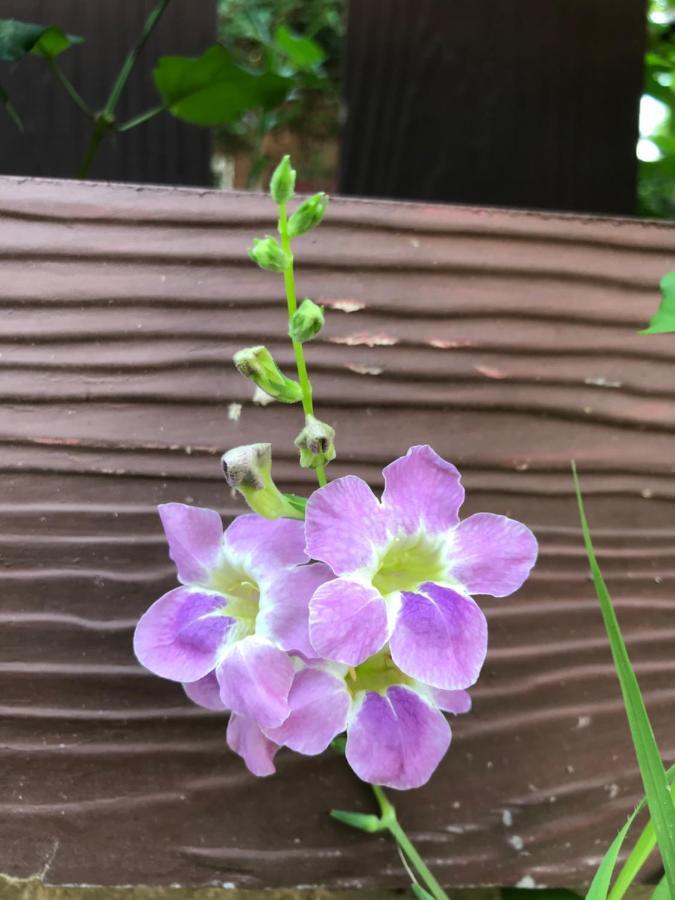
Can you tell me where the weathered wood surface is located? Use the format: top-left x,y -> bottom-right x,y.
0,0 -> 215,185
340,0 -> 646,215
0,177 -> 674,890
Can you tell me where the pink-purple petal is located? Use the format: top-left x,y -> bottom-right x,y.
265,668 -> 350,755
432,688 -> 472,715
223,514 -> 308,584
382,445 -> 464,535
449,512 -> 538,597
258,563 -> 332,659
305,476 -> 387,574
216,636 -> 294,728
227,713 -> 278,777
158,503 -> 224,585
133,587 -> 232,682
346,685 -> 451,789
183,672 -> 227,711
309,578 -> 389,666
389,583 -> 487,690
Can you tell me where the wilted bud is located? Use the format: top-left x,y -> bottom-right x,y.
249,236 -> 289,273
289,298 -> 325,343
234,346 -> 302,404
288,192 -> 329,238
222,443 -> 303,520
294,414 -> 336,470
270,154 -> 296,205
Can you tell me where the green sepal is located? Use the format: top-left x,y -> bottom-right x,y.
330,809 -> 383,833
287,192 -> 328,238
249,235 -> 290,273
282,493 -> 308,517
234,345 -> 302,404
270,154 -> 296,205
289,297 -> 324,343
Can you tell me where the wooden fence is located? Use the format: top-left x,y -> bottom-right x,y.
0,177 -> 674,890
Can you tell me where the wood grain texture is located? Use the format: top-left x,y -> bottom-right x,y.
0,177 -> 675,890
0,0 -> 215,185
340,0 -> 646,215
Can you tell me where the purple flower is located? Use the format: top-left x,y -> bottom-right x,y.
305,445 -> 538,690
263,658 -> 473,789
133,503 -> 330,728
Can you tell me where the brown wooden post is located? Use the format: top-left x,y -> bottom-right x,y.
340,0 -> 647,215
0,0 -> 216,185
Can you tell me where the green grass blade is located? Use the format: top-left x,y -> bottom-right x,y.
610,778 -> 675,900
653,876 -> 670,900
572,463 -> 675,900
588,766 -> 675,900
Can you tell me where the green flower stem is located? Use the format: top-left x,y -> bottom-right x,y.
118,103 -> 167,132
46,57 -> 93,118
278,202 -> 327,488
371,785 -> 449,900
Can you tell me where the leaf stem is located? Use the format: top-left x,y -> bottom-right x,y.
46,57 -> 93,117
278,202 -> 327,487
77,0 -> 172,178
371,785 -> 449,900
118,103 -> 167,132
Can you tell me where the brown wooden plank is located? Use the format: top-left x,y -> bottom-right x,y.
340,0 -> 646,215
0,0 -> 215,185
0,177 -> 675,890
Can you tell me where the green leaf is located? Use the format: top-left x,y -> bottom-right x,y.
0,80 -> 22,130
610,778 -> 675,900
573,463 -> 675,899
411,884 -> 436,900
0,19 -> 81,61
153,44 -> 291,126
641,271 -> 675,334
32,26 -> 83,59
273,25 -> 326,71
282,493 -> 307,517
653,876 -> 670,900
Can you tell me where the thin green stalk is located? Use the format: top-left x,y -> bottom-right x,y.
371,785 -> 449,900
78,0 -> 172,178
103,0 -> 172,117
572,463 -> 675,900
118,103 -> 166,132
77,118 -> 108,179
46,57 -> 93,117
278,202 -> 327,487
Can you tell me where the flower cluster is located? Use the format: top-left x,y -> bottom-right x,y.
134,444 -> 537,790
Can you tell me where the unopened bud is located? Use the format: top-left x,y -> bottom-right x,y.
294,414 -> 336,470
249,236 -> 289,273
222,443 -> 302,520
288,192 -> 328,238
270,154 -> 296,205
289,298 -> 324,343
234,346 -> 302,404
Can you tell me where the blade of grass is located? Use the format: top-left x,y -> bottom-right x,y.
587,765 -> 675,900
572,462 -> 675,899
610,778 -> 675,900
654,876 -> 670,900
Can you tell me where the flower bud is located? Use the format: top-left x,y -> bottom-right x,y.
222,443 -> 303,520
234,346 -> 302,404
294,414 -> 336,470
249,236 -> 290,273
289,298 -> 325,344
288,192 -> 328,238
270,154 -> 296,205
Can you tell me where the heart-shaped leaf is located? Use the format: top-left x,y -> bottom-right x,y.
0,19 -> 82,61
641,270 -> 675,334
154,44 -> 291,126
